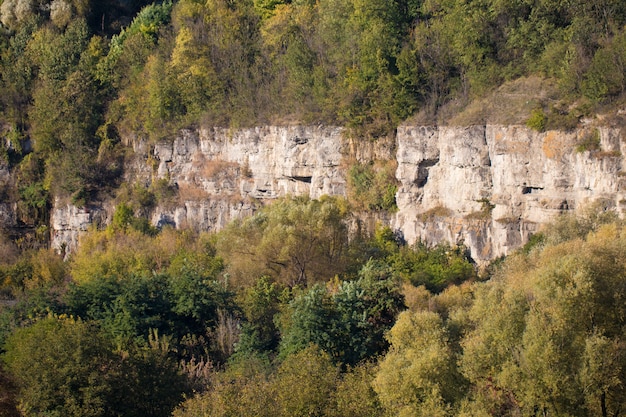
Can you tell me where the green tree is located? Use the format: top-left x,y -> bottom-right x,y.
279,265 -> 404,365
389,241 -> 476,293
3,316 -> 187,417
168,253 -> 234,338
0,16 -> 39,128
332,262 -> 405,365
347,160 -> 398,211
235,275 -> 284,355
217,196 -> 351,287
65,273 -> 176,345
3,316 -> 118,417
272,345 -> 339,417
328,362 -> 384,417
460,222 -> 626,416
373,310 -> 468,417
582,29 -> 626,101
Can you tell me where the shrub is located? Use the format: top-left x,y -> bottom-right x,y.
576,128 -> 601,153
347,160 -> 398,212
526,107 -> 547,132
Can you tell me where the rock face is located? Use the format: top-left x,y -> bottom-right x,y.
50,199 -> 109,255
146,125 -> 346,231
394,124 -> 625,262
50,124 -> 626,264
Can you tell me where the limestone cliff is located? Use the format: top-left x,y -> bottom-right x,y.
394,125 -> 624,262
49,124 -> 626,264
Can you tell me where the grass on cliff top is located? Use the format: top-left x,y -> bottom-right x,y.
441,76 -> 560,126
422,76 -> 626,131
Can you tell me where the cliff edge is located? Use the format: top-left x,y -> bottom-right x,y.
49,124 -> 625,264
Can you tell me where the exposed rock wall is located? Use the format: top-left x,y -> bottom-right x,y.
146,125 -> 346,231
51,199 -> 110,255
394,124 -> 625,262
49,124 -> 626,264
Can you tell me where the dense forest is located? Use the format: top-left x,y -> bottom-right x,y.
1,197 -> 626,417
2,0 -> 626,416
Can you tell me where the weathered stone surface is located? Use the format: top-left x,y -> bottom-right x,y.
394,124 -> 625,263
153,126 -> 346,199
50,199 -> 108,256
49,124 -> 626,265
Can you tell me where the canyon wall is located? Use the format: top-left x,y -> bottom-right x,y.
49,124 -> 626,264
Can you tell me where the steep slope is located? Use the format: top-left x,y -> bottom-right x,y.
50,123 -> 625,264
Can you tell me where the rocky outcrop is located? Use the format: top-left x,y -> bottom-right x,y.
50,199 -> 109,255
50,123 -> 626,265
394,124 -> 625,262
144,126 -> 347,231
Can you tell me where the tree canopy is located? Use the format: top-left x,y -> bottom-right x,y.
1,0 -> 626,232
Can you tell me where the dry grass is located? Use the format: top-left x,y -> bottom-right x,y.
465,210 -> 493,220
177,182 -> 210,201
418,205 -> 453,222
443,76 -> 559,126
595,150 -> 622,158
192,152 -> 241,181
204,160 -> 239,179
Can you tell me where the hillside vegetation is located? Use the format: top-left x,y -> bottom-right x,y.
0,196 -> 475,416
1,197 -> 625,416
1,0 -> 626,232
1,2 -> 626,415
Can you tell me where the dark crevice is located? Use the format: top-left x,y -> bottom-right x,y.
288,176 -> 312,183
521,186 -> 543,194
415,158 -> 439,187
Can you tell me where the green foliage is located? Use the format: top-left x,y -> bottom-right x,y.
65,273 -> 176,345
520,232 -> 545,254
273,346 -> 340,416
332,263 -> 406,364
1,0 -> 626,220
100,0 -> 173,79
278,284 -> 336,359
4,3 -> 626,414
576,128 -> 602,152
216,196 -> 351,287
347,160 -> 398,211
65,229 -> 235,352
373,310 -> 468,416
542,200 -> 618,245
168,254 -> 234,337
2,315 -> 186,417
526,107 -> 547,132
174,346 -> 385,417
14,154 -> 48,225
458,223 -> 626,416
235,276 -> 284,355
582,29 -> 626,101
329,362 -> 384,417
389,242 -> 476,293
111,202 -> 157,235
173,353 -> 274,417
279,265 -> 405,365
150,177 -> 178,205
110,334 -> 188,417
3,316 -> 117,417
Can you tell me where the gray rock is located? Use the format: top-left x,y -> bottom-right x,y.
49,124 -> 626,265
